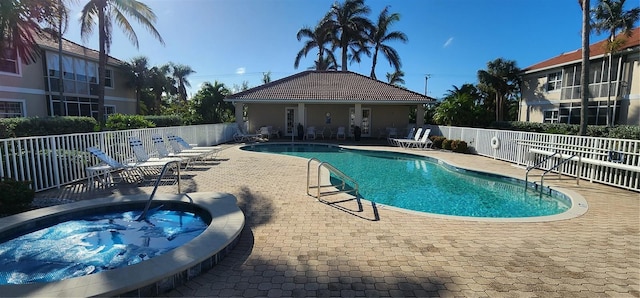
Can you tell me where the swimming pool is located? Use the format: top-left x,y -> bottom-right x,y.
242,143 -> 585,220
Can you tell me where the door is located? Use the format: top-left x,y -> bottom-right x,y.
285,107 -> 295,136
349,108 -> 372,137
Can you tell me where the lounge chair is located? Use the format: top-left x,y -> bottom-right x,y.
398,129 -> 433,149
167,134 -> 220,160
151,134 -> 207,167
336,126 -> 346,140
390,127 -> 420,147
129,136 -> 185,164
233,125 -> 261,142
86,146 -> 180,186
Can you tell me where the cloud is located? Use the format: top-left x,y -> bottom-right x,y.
443,37 -> 454,48
236,67 -> 246,75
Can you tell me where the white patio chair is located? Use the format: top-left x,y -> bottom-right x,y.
306,126 -> 316,140
336,126 -> 346,140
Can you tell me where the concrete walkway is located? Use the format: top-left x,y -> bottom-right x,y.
36,142 -> 640,297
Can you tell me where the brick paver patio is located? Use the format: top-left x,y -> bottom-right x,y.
36,142 -> 640,297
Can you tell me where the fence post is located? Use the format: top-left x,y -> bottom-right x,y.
49,136 -> 61,189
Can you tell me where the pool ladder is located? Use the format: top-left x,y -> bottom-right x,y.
136,160 -> 181,221
306,158 -> 359,200
525,151 -> 578,196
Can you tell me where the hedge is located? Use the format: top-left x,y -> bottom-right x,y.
0,116 -> 97,139
491,121 -> 640,140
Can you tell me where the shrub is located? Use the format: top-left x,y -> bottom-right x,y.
490,121 -> 640,140
451,140 -> 468,153
0,178 -> 35,215
106,114 -> 156,130
608,125 -> 640,140
430,136 -> 446,149
0,116 -> 97,138
442,139 -> 452,150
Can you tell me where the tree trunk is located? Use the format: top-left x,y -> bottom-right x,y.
579,0 -> 590,136
370,47 -> 378,80
57,0 -> 67,116
97,1 -> 107,128
341,46 -> 348,72
606,39 -> 613,127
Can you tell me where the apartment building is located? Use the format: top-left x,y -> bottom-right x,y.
520,27 -> 639,126
0,36 -> 135,119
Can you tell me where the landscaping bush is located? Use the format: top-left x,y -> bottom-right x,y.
608,125 -> 640,140
442,139 -> 452,150
451,140 -> 468,153
143,115 -> 184,127
490,121 -> 640,140
0,178 -> 34,215
105,114 -> 156,130
430,136 -> 446,149
0,116 -> 97,138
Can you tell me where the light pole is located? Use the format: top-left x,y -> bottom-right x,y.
424,74 -> 431,96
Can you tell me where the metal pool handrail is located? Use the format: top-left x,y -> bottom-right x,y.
306,157 -> 359,200
136,160 -> 181,221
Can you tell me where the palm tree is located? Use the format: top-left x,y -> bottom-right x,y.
192,81 -> 232,123
170,63 -> 195,102
579,0 -> 591,135
477,58 -> 521,122
262,71 -> 272,84
591,0 -> 640,126
368,6 -> 407,80
309,55 -> 340,71
386,70 -> 405,86
0,0 -> 61,64
147,64 -> 171,115
121,56 -> 150,114
294,22 -> 336,70
322,0 -> 373,72
79,0 -> 164,127
44,0 -> 75,116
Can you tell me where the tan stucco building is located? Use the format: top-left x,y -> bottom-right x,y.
520,27 -> 640,126
225,71 -> 436,138
0,37 -> 135,119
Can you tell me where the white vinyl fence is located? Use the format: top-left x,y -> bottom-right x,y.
427,125 -> 640,192
0,123 -> 237,192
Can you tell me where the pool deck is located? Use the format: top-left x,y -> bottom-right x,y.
34,140 -> 640,297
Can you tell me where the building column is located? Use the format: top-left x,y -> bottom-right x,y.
416,104 -> 425,127
234,102 -> 244,130
297,102 -> 306,126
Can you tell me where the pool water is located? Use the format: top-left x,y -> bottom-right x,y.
0,210 -> 207,285
243,144 -> 571,218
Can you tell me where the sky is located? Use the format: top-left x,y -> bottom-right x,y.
59,0 -> 633,100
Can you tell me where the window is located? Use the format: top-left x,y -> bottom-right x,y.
546,72 -> 562,91
105,69 -> 113,88
0,100 -> 24,118
46,52 -> 103,95
0,48 -> 19,74
543,110 -> 559,123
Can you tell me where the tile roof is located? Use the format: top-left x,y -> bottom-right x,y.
35,35 -> 123,65
524,27 -> 640,72
225,70 -> 436,103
